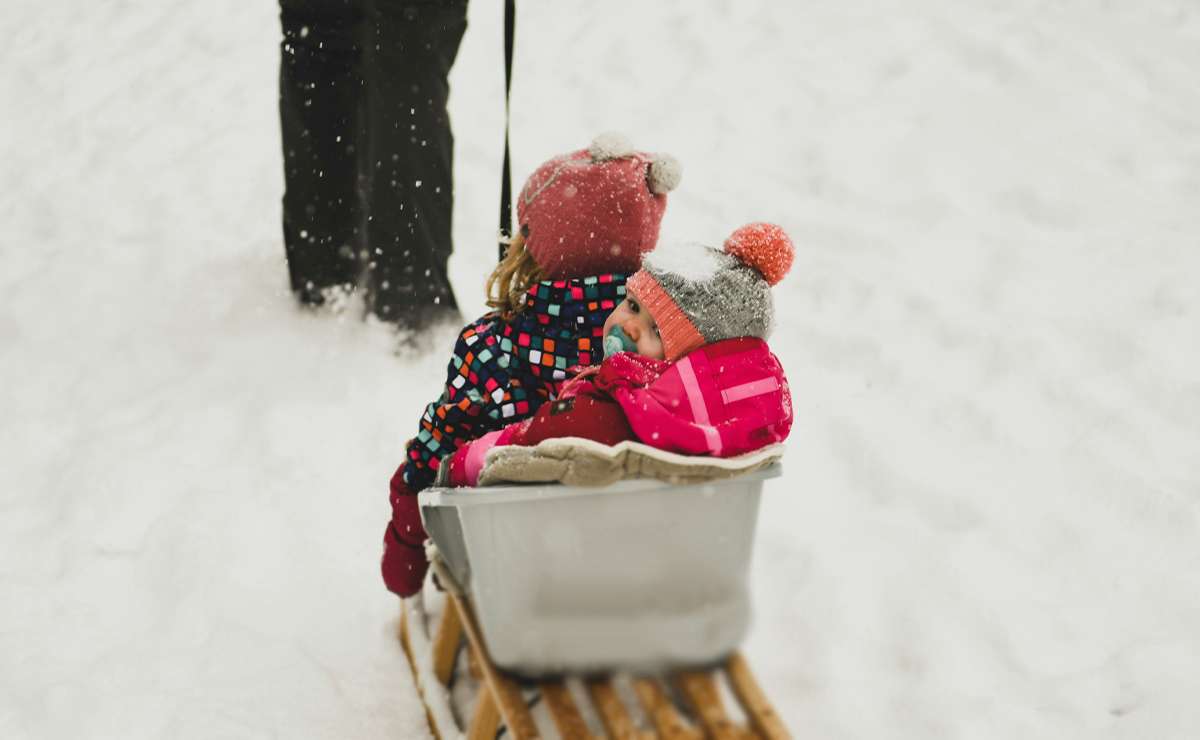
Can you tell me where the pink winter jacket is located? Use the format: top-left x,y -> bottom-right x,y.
587,336 -> 792,458
444,337 -> 793,487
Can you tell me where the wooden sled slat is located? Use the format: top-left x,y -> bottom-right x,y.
431,600 -> 463,686
467,640 -> 484,680
632,678 -> 702,740
725,654 -> 791,740
467,690 -> 501,740
541,683 -> 598,740
450,593 -> 542,739
674,670 -> 743,740
586,678 -> 650,739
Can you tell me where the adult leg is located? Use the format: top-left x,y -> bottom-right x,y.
361,0 -> 468,329
279,0 -> 365,305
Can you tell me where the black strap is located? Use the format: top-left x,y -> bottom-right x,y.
498,0 -> 516,261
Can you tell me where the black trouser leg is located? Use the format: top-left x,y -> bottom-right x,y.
361,0 -> 467,328
279,0 -> 364,303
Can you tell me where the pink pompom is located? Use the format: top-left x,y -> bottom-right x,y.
723,222 -> 794,286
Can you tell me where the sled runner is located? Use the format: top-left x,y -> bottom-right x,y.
399,439 -> 790,739
400,590 -> 789,739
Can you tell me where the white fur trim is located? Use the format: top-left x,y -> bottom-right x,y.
588,132 -> 635,161
647,154 -> 682,194
487,437 -> 786,472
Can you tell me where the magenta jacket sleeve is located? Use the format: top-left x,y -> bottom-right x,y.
608,338 -> 792,457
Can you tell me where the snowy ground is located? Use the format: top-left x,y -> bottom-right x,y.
3,0 -> 1200,738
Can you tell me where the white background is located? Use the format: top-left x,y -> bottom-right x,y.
3,0 -> 1199,737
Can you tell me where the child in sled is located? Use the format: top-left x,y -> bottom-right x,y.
437,222 -> 796,489
383,134 -> 683,597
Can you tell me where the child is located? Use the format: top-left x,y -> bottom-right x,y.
439,222 -> 796,489
382,134 -> 682,597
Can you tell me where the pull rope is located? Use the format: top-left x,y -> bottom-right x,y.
498,0 -> 516,261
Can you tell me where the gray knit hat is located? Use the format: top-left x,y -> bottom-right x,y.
626,223 -> 795,361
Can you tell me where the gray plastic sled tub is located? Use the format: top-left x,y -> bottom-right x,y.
418,465 -> 781,676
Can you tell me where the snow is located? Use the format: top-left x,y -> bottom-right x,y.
3,0 -> 1200,738
642,241 -> 727,284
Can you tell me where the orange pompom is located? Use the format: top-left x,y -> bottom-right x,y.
723,222 -> 794,286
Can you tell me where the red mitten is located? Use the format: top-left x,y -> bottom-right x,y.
381,464 -> 429,597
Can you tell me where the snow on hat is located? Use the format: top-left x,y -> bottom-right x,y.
516,132 -> 682,279
626,223 -> 795,361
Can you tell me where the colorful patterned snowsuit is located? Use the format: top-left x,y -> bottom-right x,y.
401,273 -> 627,489
383,273 -> 628,596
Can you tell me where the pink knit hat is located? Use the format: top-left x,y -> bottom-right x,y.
516,133 -> 682,279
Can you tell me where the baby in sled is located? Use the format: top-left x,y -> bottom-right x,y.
437,222 -> 795,489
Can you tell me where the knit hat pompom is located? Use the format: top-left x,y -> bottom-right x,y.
723,222 -> 794,287
588,132 -> 636,162
647,155 -> 682,194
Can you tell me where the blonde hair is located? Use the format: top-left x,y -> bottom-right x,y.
486,235 -> 544,319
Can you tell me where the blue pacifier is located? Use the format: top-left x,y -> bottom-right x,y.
603,325 -> 638,356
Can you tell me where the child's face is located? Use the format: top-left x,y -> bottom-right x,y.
602,293 -> 666,360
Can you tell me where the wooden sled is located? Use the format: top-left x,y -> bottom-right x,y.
399,590 -> 791,740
